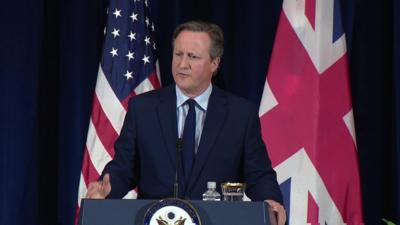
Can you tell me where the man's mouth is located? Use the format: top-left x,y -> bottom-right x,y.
177,72 -> 190,77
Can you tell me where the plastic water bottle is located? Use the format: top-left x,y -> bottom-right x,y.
202,181 -> 221,201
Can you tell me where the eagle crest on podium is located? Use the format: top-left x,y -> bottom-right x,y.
156,216 -> 187,225
143,198 -> 201,225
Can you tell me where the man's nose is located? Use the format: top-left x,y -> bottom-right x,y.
178,55 -> 189,68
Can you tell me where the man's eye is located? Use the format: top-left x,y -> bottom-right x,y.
175,52 -> 183,56
189,54 -> 199,59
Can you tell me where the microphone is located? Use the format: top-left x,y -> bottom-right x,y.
174,138 -> 184,198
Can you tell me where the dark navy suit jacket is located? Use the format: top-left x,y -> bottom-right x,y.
102,84 -> 282,203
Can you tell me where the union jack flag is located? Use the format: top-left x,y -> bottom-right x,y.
75,0 -> 160,222
259,0 -> 363,224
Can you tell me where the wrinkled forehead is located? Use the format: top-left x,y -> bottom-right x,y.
173,31 -> 212,53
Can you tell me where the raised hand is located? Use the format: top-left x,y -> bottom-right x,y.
86,173 -> 112,199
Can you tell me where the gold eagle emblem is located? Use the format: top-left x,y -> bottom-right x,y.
156,216 -> 187,225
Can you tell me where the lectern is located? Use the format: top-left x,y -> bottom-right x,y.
78,199 -> 276,225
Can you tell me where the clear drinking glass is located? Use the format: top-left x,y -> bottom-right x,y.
221,182 -> 246,201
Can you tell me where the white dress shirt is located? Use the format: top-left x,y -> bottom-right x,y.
176,84 -> 212,153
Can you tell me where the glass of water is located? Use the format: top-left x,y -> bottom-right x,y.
221,182 -> 246,201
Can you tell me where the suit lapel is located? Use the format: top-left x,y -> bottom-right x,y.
157,85 -> 178,164
187,86 -> 227,192
156,85 -> 185,195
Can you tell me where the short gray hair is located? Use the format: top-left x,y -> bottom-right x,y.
172,21 -> 224,60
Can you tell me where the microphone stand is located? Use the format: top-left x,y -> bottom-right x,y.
174,138 -> 183,198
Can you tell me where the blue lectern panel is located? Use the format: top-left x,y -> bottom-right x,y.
79,199 -> 271,225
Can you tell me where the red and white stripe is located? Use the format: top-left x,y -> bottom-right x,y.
76,64 -> 160,216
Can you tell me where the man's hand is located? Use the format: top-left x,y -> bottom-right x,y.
86,173 -> 112,199
265,199 -> 286,225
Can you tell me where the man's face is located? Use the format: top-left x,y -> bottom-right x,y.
172,31 -> 220,98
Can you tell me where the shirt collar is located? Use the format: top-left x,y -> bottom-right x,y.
176,84 -> 212,110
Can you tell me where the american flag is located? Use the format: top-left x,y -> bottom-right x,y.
259,0 -> 363,224
76,0 -> 160,219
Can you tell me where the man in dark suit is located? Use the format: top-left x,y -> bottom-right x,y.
87,21 -> 286,224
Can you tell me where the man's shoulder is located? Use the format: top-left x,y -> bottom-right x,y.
129,84 -> 174,104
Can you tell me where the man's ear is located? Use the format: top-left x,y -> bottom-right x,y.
211,57 -> 220,74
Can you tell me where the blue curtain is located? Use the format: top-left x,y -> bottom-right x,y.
0,0 -> 42,224
56,0 -> 106,223
349,1 -> 398,223
394,0 -> 400,222
0,0 -> 398,225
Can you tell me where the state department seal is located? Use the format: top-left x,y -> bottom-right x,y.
143,198 -> 201,225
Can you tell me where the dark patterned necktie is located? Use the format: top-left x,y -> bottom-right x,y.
182,99 -> 196,183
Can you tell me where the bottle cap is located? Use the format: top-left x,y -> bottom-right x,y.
207,181 -> 216,189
